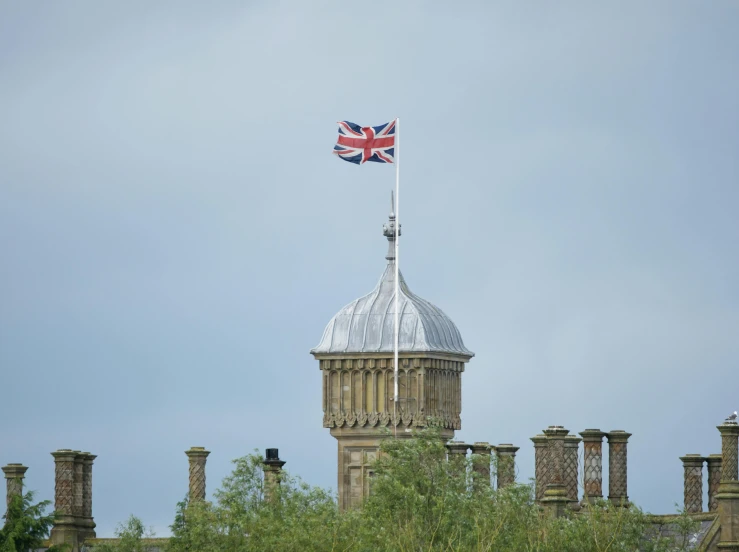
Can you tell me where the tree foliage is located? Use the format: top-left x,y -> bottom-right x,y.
0,490 -> 60,552
97,428 -> 700,552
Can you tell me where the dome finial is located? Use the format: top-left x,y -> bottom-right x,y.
382,191 -> 401,262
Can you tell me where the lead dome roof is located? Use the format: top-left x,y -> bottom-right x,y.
310,203 -> 473,359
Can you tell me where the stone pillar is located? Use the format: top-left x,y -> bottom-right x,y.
2,464 -> 28,520
470,442 -> 492,486
716,420 -> 739,551
607,430 -> 631,507
564,435 -> 581,508
185,447 -> 210,503
50,449 -> 80,550
79,453 -> 96,540
263,448 -> 286,503
579,429 -> 605,506
680,455 -> 705,514
496,444 -> 519,490
531,434 -> 550,502
541,426 -> 570,518
707,454 -> 722,512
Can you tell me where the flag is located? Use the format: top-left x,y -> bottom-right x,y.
333,120 -> 396,165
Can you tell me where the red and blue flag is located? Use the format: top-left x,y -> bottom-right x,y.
333,120 -> 396,165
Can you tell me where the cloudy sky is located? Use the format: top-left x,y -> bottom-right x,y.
1,0 -> 738,537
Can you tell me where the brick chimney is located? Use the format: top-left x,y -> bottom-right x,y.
579,429 -> 605,506
680,455 -> 705,514
606,431 -> 631,507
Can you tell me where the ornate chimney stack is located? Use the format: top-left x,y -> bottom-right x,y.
470,442 -> 492,485
2,463 -> 28,520
579,429 -> 605,506
680,455 -> 705,514
531,434 -> 550,502
496,444 -> 519,490
606,431 -> 631,507
78,453 -> 96,541
564,435 -> 581,508
707,454 -> 722,512
50,449 -> 81,550
541,426 -> 570,518
263,448 -> 286,503
185,447 -> 210,503
447,442 -> 470,478
716,417 -> 739,551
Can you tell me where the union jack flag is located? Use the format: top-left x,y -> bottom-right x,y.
333,120 -> 396,165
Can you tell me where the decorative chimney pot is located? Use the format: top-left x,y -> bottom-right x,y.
470,442 -> 492,485
716,420 -> 739,550
78,453 -> 97,541
50,449 -> 81,550
707,454 -> 722,512
2,463 -> 28,518
541,426 -> 570,518
579,429 -> 605,506
185,447 -> 210,503
606,430 -> 631,507
496,444 -> 519,490
263,448 -> 286,503
680,455 -> 705,514
531,434 -> 550,502
564,435 -> 582,508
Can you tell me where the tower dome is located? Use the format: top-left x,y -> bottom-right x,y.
311,202 -> 473,358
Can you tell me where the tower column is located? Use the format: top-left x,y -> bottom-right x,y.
579,429 -> 605,506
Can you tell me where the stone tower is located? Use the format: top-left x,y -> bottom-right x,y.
310,201 -> 474,509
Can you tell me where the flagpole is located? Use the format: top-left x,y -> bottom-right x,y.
393,117 -> 400,438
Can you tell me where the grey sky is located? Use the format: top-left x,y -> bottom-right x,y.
1,0 -> 738,537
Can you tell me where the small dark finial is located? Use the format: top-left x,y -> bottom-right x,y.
266,448 -> 279,461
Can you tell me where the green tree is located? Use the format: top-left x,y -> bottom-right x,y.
0,490 -> 59,552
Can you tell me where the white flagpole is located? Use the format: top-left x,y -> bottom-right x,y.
393,118 -> 400,425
